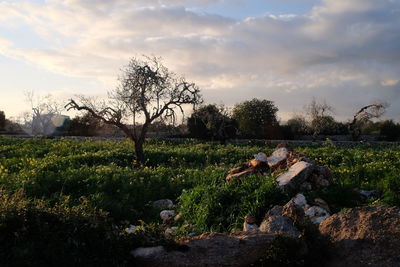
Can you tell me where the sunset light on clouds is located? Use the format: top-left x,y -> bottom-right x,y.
0,0 -> 399,121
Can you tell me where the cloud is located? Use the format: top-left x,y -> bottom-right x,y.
0,0 -> 399,121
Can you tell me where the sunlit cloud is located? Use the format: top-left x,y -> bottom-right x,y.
0,0 -> 399,121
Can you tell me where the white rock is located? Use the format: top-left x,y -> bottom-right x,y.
160,210 -> 175,223
267,147 -> 289,168
243,223 -> 259,232
293,193 -> 307,208
125,225 -> 137,234
254,152 -> 268,162
131,246 -> 165,259
305,206 -> 330,224
276,161 -> 314,192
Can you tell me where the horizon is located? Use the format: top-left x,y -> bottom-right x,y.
0,0 -> 399,122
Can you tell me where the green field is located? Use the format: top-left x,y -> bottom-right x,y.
1,137 -> 399,266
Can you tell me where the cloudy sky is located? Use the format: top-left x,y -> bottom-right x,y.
0,0 -> 399,122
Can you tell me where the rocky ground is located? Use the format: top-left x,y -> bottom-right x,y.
132,145 -> 400,266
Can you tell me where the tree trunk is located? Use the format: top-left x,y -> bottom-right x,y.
134,138 -> 145,165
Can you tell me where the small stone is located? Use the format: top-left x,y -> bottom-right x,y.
153,199 -> 174,209
304,206 -> 330,225
357,189 -> 380,200
292,193 -> 307,207
160,210 -> 175,224
259,215 -> 299,239
254,152 -> 268,162
131,246 -> 165,259
314,198 -> 330,213
281,194 -> 308,223
125,225 -> 137,234
243,222 -> 259,232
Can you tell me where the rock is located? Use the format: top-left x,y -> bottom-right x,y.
243,216 -> 258,231
153,199 -> 174,210
267,147 -> 289,169
254,152 -> 268,162
266,205 -> 283,216
319,206 -> 400,267
131,246 -> 165,259
132,232 -> 277,266
281,194 -> 308,223
357,189 -> 380,200
243,223 -> 259,232
160,210 -> 175,224
125,225 -> 138,234
259,215 -> 299,239
276,161 -> 314,193
313,198 -> 331,213
304,206 -> 330,224
292,193 -> 307,207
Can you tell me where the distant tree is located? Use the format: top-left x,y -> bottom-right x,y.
305,98 -> 336,139
67,112 -> 103,136
66,56 -> 202,164
349,101 -> 389,141
286,115 -> 309,137
24,91 -> 64,136
232,98 -> 279,139
0,111 -> 5,131
187,104 -> 237,143
378,120 -> 400,141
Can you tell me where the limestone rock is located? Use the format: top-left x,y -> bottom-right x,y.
320,206 -> 400,267
160,210 -> 175,224
267,147 -> 289,169
266,205 -> 283,216
243,223 -> 259,232
276,161 -> 314,193
357,189 -> 380,200
304,206 -> 330,224
131,246 -> 165,259
259,215 -> 299,239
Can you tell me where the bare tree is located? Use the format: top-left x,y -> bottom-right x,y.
25,91 -> 64,136
305,98 -> 335,140
349,101 -> 389,140
66,56 -> 202,164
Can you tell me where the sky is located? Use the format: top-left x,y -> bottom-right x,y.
0,0 -> 399,122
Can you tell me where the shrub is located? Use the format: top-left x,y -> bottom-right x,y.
0,188 -> 171,267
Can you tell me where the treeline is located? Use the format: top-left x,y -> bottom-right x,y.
1,98 -> 399,141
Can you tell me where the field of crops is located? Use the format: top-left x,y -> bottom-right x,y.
0,137 -> 399,265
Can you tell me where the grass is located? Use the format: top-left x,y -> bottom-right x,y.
0,137 -> 399,265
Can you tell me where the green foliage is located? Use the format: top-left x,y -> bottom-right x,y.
0,137 -> 400,265
178,176 -> 288,233
232,98 -> 279,139
0,188 -> 171,267
187,104 -> 237,141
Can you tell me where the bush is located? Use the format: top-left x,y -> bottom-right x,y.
0,188 -> 171,267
